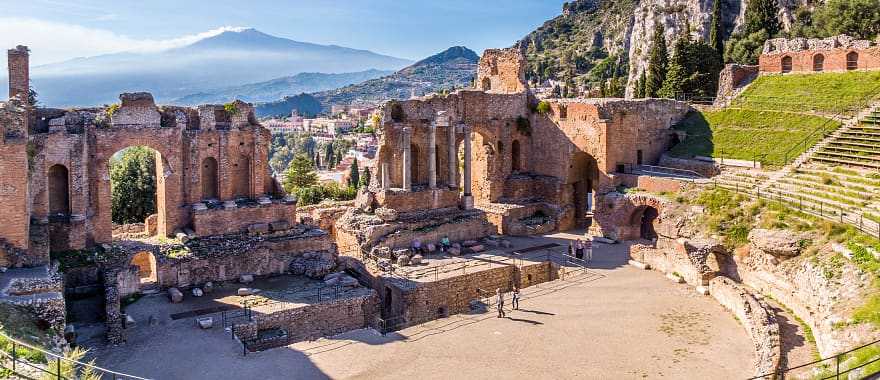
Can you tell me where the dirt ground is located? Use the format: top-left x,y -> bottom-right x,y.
83,231 -> 756,379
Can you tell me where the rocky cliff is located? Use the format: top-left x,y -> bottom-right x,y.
518,0 -> 811,97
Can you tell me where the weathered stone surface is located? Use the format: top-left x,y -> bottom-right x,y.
269,220 -> 290,232
468,245 -> 485,253
192,288 -> 204,297
410,254 -> 423,265
248,223 -> 270,235
197,317 -> 213,329
375,207 -> 398,222
240,274 -> 254,284
237,288 -> 256,296
203,282 -> 214,293
396,255 -> 411,266
448,247 -> 461,256
748,229 -> 804,257
168,287 -> 183,303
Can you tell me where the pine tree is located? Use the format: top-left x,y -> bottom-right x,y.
110,147 -> 157,224
283,154 -> 318,193
658,35 -> 690,100
349,157 -> 360,188
744,0 -> 781,36
644,23 -> 669,98
709,0 -> 724,59
635,71 -> 647,98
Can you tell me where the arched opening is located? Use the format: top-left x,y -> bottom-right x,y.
231,155 -> 251,199
410,144 -> 422,186
568,152 -> 599,229
847,52 -> 859,70
110,146 -> 157,227
481,77 -> 491,91
639,206 -> 659,240
130,251 -> 157,285
781,56 -> 793,73
201,157 -> 218,200
813,54 -> 825,72
511,140 -> 521,172
48,164 -> 70,216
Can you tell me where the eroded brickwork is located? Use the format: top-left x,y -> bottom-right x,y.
760,34 -> 880,74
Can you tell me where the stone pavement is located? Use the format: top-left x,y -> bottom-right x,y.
85,232 -> 755,379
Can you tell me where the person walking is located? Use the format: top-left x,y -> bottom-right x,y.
512,287 -> 520,310
496,288 -> 506,318
568,241 -> 575,257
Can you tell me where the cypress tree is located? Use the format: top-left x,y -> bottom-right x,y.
635,71 -> 646,98
709,0 -> 724,59
744,0 -> 781,36
658,35 -> 690,100
644,23 -> 669,98
359,167 -> 371,188
349,157 -> 360,188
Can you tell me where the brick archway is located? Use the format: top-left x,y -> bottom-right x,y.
94,130 -> 183,243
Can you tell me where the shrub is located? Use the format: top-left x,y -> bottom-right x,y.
535,101 -> 551,114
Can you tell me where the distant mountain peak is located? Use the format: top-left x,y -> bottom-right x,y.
411,46 -> 479,67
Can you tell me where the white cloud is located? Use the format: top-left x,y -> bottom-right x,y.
0,18 -> 247,67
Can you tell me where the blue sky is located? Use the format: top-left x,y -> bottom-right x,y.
1,0 -> 566,65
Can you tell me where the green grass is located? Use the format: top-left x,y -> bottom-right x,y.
669,109 -> 840,167
734,71 -> 880,115
0,304 -> 48,364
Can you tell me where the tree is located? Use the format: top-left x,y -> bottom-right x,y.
709,0 -> 725,59
282,154 -> 318,193
635,71 -> 647,98
359,166 -> 372,188
645,23 -> 669,98
812,0 -> 880,40
725,30 -> 770,65
111,147 -> 156,224
659,35 -> 690,99
743,0 -> 781,37
348,157 -> 360,189
660,36 -> 724,99
324,144 -> 334,170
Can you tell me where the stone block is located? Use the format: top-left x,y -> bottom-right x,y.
168,287 -> 183,303
462,240 -> 479,247
237,287 -> 256,296
392,248 -> 409,260
468,245 -> 485,253
192,288 -> 204,297
696,286 -> 710,296
628,260 -> 650,270
240,274 -> 254,284
594,237 -> 616,244
397,255 -> 411,266
410,254 -> 423,265
248,223 -> 269,235
372,247 -> 392,259
197,317 -> 213,329
269,220 -> 291,232
449,247 -> 461,256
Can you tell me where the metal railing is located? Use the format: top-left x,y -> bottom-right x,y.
625,164 -> 708,181
747,338 -> 880,379
709,179 -> 880,239
0,332 -> 150,380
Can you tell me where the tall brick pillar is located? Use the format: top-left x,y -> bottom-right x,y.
461,124 -> 473,209
7,45 -> 29,100
402,127 -> 412,191
427,123 -> 437,189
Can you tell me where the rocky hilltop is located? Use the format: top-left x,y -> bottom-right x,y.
517,0 -> 809,97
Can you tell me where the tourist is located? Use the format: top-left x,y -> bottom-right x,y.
568,241 -> 575,257
575,239 -> 584,260
512,287 -> 520,310
440,236 -> 451,253
496,288 -> 506,318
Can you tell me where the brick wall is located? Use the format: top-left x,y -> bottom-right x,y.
191,201 -> 296,237
759,35 -> 880,74
7,46 -> 29,99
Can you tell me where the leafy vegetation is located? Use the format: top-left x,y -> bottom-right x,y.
657,33 -> 723,99
668,109 -> 840,167
644,23 -> 669,98
725,0 -> 782,64
110,146 -> 157,224
282,154 -> 319,191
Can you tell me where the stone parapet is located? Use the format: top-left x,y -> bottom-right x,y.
191,199 -> 296,237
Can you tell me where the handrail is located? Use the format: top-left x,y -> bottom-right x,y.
631,164 -> 707,179
0,332 -> 151,380
747,337 -> 880,379
781,84 -> 880,165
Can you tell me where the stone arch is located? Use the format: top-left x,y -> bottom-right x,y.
813,54 -> 825,72
231,155 -> 251,199
511,139 -> 521,172
597,194 -> 667,241
628,205 -> 659,240
48,164 -> 70,216
568,152 -> 599,228
201,157 -> 218,200
481,77 -> 491,91
781,56 -> 793,73
94,133 -> 178,243
847,51 -> 859,70
130,251 -> 157,285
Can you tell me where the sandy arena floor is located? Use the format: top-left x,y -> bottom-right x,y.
84,232 -> 755,379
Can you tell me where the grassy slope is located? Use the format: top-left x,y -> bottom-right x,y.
735,71 -> 880,114
669,109 -> 840,167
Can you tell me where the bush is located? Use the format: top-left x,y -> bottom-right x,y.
535,101 -> 551,114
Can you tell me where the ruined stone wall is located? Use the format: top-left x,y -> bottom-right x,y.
7,46 -> 29,99
0,99 -> 32,267
716,64 -> 759,101
476,48 -> 528,94
760,35 -> 880,74
374,189 -> 460,213
401,265 -> 516,323
191,200 -> 296,237
235,289 -> 378,351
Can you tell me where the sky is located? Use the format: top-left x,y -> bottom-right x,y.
0,0 -> 567,66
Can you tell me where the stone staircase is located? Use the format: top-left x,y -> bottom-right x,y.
813,108 -> 880,170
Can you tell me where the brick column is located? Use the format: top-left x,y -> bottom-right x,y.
402,127 -> 412,191
7,46 -> 29,100
462,125 -> 473,209
382,162 -> 390,190
428,123 -> 437,189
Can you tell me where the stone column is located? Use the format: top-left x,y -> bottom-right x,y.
402,127 -> 412,191
427,123 -> 437,189
448,124 -> 457,188
382,162 -> 390,191
462,125 -> 474,209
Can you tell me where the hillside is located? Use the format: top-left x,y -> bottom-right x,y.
254,93 -> 323,118
310,46 -> 479,107
173,69 -> 393,105
25,28 -> 411,107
